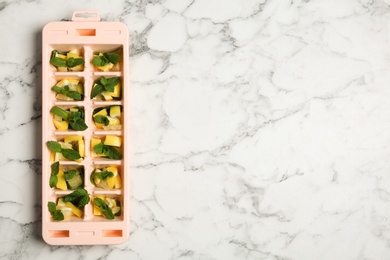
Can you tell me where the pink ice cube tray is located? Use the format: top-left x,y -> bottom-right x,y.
41,11 -> 129,245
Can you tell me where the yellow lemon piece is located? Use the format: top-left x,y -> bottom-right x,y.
93,109 -> 108,117
107,116 -> 120,125
101,92 -> 113,101
56,79 -> 69,87
104,135 -> 122,147
56,169 -> 67,190
69,64 -> 84,72
97,63 -> 114,72
67,52 -> 80,59
107,174 -> 121,189
50,151 -> 55,162
57,54 -> 67,59
64,201 -> 83,218
54,152 -> 66,162
106,83 -> 120,98
77,83 -> 83,94
53,118 -> 69,130
106,166 -> 118,176
64,135 -> 83,143
109,106 -> 121,118
93,195 -> 105,216
78,140 -> 85,157
57,67 -> 67,72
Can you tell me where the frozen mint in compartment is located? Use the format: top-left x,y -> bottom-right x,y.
51,78 -> 84,101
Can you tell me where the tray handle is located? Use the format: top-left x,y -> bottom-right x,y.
72,11 -> 100,22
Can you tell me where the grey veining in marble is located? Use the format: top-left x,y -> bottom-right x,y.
1,0 -> 390,259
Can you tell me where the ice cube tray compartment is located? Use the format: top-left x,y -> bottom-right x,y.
42,11 -> 129,245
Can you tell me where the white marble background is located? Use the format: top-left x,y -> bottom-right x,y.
1,0 -> 390,259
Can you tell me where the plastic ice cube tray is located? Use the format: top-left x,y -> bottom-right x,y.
41,11 -> 129,245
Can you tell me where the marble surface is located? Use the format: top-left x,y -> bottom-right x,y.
1,0 -> 390,259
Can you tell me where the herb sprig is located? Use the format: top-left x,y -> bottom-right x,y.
52,85 -> 82,100
63,188 -> 90,208
93,142 -> 121,160
90,169 -> 114,185
50,106 -> 88,131
93,198 -> 114,220
91,51 -> 120,67
50,50 -> 85,68
48,201 -> 64,221
90,76 -> 120,98
47,141 -> 81,161
49,162 -> 60,188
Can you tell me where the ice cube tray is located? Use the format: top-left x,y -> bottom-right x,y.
42,11 -> 129,245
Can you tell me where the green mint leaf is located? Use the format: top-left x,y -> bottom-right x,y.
69,118 -> 88,131
100,76 -> 108,86
51,162 -> 60,176
61,148 -> 81,160
104,77 -> 119,92
78,195 -> 90,208
64,169 -> 77,180
48,202 -> 64,221
93,198 -> 114,220
91,83 -> 105,98
63,188 -> 88,202
51,86 -> 64,94
91,170 -> 114,184
47,141 -> 62,153
48,202 -> 56,213
101,170 -> 114,180
50,57 -> 67,68
94,143 -> 104,154
91,56 -> 109,67
106,52 -> 120,64
94,115 -> 110,126
50,106 -> 69,120
67,58 -> 84,68
49,175 -> 58,188
67,91 -> 82,100
103,146 -> 122,160
52,211 -> 65,221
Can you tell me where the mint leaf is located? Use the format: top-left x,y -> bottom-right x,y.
61,149 -> 81,160
94,115 -> 109,126
50,106 -> 69,120
91,170 -> 114,185
64,169 -> 77,180
94,142 -> 104,154
91,83 -> 105,98
49,175 -> 58,188
48,202 -> 64,221
93,198 -> 114,220
50,57 -> 67,67
106,52 -> 120,64
67,57 -> 84,68
51,86 -> 67,94
78,195 -> 90,208
100,76 -> 108,86
91,56 -> 109,67
51,162 -> 59,176
63,188 -> 90,208
103,146 -> 122,160
69,118 -> 88,131
47,141 -> 62,153
48,201 -> 56,213
67,91 -> 82,100
104,77 -> 119,92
